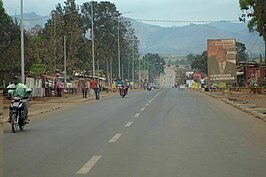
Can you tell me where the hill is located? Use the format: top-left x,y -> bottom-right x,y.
131,20 -> 264,55
14,13 -> 265,55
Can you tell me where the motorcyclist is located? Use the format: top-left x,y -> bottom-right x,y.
7,76 -> 31,123
124,80 -> 130,95
116,78 -> 124,88
144,79 -> 149,90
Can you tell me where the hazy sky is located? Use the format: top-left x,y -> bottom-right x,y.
3,0 -> 243,27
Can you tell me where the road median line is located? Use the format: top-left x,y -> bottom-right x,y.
76,155 -> 102,175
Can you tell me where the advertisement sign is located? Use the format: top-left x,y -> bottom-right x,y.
185,71 -> 194,80
185,71 -> 194,87
207,39 -> 237,85
193,71 -> 201,81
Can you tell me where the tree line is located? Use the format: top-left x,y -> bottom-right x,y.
0,0 -> 144,82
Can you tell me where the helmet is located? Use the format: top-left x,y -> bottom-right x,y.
13,76 -> 20,85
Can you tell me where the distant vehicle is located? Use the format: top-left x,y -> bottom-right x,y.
148,84 -> 159,90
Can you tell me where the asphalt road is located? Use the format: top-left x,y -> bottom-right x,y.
3,89 -> 266,177
162,65 -> 176,88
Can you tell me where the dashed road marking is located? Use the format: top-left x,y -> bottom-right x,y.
149,100 -> 153,103
76,155 -> 102,175
145,103 -> 149,106
134,113 -> 140,117
109,133 -> 122,143
140,107 -> 146,111
125,121 -> 134,127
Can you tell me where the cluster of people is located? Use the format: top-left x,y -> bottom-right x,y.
78,78 -> 101,100
54,80 -> 64,97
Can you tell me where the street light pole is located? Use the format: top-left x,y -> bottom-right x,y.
20,0 -> 25,84
117,11 -> 132,79
91,1 -> 95,78
64,35 -> 67,87
132,40 -> 135,86
117,19 -> 121,78
139,56 -> 141,88
0,90 -> 3,177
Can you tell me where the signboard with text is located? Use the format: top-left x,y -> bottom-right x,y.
207,39 -> 237,85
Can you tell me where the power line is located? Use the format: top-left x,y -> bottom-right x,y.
10,15 -> 50,21
10,9 -> 80,22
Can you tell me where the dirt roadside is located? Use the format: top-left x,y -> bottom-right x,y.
200,89 -> 266,122
2,90 -> 116,123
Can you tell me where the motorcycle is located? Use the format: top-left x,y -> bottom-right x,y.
143,82 -> 148,90
117,84 -> 126,98
9,96 -> 28,133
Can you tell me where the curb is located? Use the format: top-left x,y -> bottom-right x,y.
28,106 -> 61,118
1,106 -> 61,124
221,98 -> 266,121
2,93 -> 114,124
197,90 -> 266,122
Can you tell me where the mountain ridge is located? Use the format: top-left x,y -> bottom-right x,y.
16,12 -> 265,55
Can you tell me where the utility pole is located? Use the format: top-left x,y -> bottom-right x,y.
139,56 -> 141,88
53,12 -> 57,72
0,90 -> 3,177
97,57 -> 100,86
127,58 -> 130,80
121,64 -> 124,80
117,11 -> 131,79
118,19 -> 121,78
106,57 -> 110,88
264,41 -> 266,83
64,35 -> 67,88
91,1 -> 95,78
132,40 -> 135,87
110,59 -> 113,84
20,0 -> 25,84
143,56 -> 146,80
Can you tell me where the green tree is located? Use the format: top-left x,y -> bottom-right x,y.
143,53 -> 165,82
186,53 -> 195,65
239,0 -> 266,62
25,26 -> 50,74
191,51 -> 208,74
12,0 -> 139,80
236,41 -> 249,63
0,0 -> 21,71
81,1 -> 138,80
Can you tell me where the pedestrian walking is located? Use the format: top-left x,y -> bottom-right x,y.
78,78 -> 88,98
55,80 -> 62,97
90,78 -> 100,100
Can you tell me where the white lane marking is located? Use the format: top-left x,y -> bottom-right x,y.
149,100 -> 153,103
77,155 -> 102,174
140,107 -> 146,111
145,103 -> 149,106
109,133 -> 122,143
134,113 -> 140,117
125,121 -> 134,127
